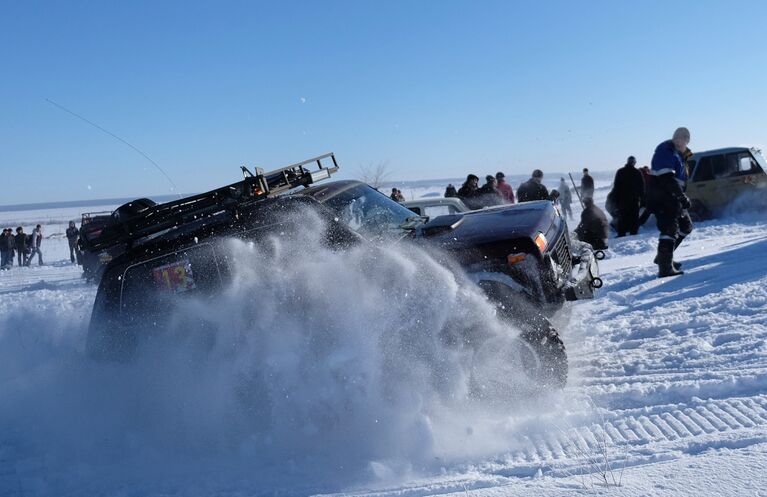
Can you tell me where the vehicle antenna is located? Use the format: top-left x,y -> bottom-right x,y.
45,98 -> 181,197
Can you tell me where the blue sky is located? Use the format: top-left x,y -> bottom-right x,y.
1,0 -> 766,204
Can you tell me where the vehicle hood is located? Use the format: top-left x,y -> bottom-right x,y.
414,200 -> 562,260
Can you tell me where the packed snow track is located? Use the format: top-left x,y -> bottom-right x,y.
1,200 -> 767,496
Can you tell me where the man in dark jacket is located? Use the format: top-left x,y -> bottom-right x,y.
612,156 -> 646,236
517,169 -> 549,202
0,229 -> 14,269
457,174 -> 483,210
477,175 -> 503,207
66,221 -> 81,264
575,197 -> 609,250
580,168 -> 595,200
444,184 -> 457,198
15,227 -> 27,267
647,127 -> 693,278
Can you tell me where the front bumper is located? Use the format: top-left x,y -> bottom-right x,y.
564,240 -> 600,301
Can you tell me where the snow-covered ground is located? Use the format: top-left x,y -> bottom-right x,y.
1,184 -> 766,496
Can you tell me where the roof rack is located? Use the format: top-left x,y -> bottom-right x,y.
80,153 -> 340,252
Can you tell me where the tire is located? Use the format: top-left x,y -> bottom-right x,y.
515,312 -> 568,389
477,280 -> 568,389
689,200 -> 710,222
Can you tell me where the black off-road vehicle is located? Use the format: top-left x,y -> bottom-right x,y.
85,154 -> 599,388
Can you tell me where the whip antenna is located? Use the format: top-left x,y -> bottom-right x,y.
46,98 -> 180,196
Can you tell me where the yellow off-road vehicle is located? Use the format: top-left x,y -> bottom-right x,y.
686,147 -> 767,219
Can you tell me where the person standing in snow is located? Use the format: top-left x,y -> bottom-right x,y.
558,177 -> 573,220
517,169 -> 549,202
580,168 -> 595,200
27,224 -> 44,266
0,229 -> 14,269
457,174 -> 483,210
647,127 -> 693,278
444,184 -> 457,198
14,227 -> 28,267
477,175 -> 503,207
575,197 -> 609,250
66,221 -> 81,264
495,172 -> 515,204
613,156 -> 646,237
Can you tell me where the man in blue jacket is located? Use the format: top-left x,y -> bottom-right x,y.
647,127 -> 693,278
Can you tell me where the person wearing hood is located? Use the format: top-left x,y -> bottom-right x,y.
647,127 -> 693,278
444,184 -> 457,198
517,169 -> 549,202
457,174 -> 483,210
613,156 -> 646,236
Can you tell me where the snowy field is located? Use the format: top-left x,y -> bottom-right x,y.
1,183 -> 767,496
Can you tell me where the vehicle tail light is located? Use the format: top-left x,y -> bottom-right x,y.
534,232 -> 547,253
507,253 -> 527,266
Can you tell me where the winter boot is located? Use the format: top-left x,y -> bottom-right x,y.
656,239 -> 683,278
653,254 -> 682,270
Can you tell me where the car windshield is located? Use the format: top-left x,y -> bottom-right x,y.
315,183 -> 420,239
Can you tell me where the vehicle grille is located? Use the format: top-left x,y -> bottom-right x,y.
552,233 -> 572,277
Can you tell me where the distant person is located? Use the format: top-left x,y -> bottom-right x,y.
444,184 -> 457,198
517,169 -> 549,202
27,224 -> 44,266
495,172 -> 515,203
389,188 -> 399,201
612,156 -> 646,236
396,189 -> 405,202
66,221 -> 81,264
15,227 -> 27,267
558,177 -> 573,220
457,174 -> 483,210
647,127 -> 693,278
478,175 -> 503,207
575,197 -> 609,250
549,189 -> 560,204
580,168 -> 595,200
0,229 -> 14,269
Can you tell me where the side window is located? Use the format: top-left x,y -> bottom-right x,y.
692,156 -> 714,182
709,154 -> 728,179
424,205 -> 452,218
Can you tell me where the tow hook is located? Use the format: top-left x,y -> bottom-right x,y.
594,250 -> 606,260
590,277 -> 603,289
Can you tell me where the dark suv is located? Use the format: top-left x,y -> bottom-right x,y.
85,154 -> 599,388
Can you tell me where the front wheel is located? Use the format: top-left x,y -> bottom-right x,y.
477,280 -> 568,389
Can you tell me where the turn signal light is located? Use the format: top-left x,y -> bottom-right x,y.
534,232 -> 547,253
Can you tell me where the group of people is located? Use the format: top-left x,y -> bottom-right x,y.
0,220 -> 83,271
1,225 -> 44,269
439,127 -> 693,280
604,127 -> 693,277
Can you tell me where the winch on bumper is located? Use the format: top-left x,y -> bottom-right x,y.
563,239 -> 601,301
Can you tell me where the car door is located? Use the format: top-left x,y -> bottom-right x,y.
687,154 -> 727,211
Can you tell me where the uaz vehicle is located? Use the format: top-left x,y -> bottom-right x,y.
686,147 -> 767,219
85,154 -> 600,389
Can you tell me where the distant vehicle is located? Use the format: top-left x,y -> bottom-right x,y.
402,197 -> 470,218
686,147 -> 767,219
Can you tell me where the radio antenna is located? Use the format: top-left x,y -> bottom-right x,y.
46,98 -> 181,196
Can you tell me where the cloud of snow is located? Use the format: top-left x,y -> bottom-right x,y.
0,211 -> 564,494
